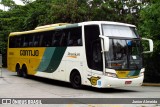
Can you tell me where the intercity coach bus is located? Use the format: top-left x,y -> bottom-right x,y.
7,21 -> 153,88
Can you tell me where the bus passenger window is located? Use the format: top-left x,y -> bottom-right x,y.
72,36 -> 78,46
23,42 -> 28,47
9,37 -> 16,48
34,41 -> 38,46
67,27 -> 82,46
29,42 -> 33,46
33,35 -> 41,47
60,33 -> 67,46
68,40 -> 73,46
67,32 -> 73,46
23,34 -> 33,47
16,36 -> 23,47
53,31 -> 64,47
52,40 -> 57,46
77,39 -> 82,46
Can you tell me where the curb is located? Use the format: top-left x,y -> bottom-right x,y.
142,83 -> 160,87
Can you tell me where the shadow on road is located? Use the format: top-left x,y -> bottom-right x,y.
11,74 -> 138,93
84,86 -> 138,93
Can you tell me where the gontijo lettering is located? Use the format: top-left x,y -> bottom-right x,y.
20,50 -> 39,56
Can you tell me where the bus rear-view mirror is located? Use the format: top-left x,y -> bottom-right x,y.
142,38 -> 153,53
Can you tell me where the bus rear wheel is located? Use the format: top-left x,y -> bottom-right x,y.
16,65 -> 22,77
70,71 -> 82,89
22,65 -> 28,78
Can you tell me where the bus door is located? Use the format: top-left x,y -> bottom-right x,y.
84,25 -> 103,86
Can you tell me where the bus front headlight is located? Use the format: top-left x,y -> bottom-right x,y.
105,72 -> 117,78
139,72 -> 144,77
139,68 -> 145,77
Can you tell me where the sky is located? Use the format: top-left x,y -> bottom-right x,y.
13,0 -> 24,5
0,0 -> 24,10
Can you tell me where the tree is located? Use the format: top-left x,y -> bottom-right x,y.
139,1 -> 160,83
21,0 -> 33,4
88,0 -> 143,26
0,0 -> 15,11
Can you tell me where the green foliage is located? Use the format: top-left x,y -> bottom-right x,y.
90,0 -> 142,25
21,0 -> 33,4
139,1 -> 160,82
0,0 -> 16,11
0,0 -> 15,7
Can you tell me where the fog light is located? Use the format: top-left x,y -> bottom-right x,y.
107,85 -> 112,87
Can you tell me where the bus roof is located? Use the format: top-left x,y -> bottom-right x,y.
81,21 -> 136,27
9,23 -> 72,36
9,21 -> 136,36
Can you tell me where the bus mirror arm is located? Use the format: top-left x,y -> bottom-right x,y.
99,35 -> 109,52
142,38 -> 154,53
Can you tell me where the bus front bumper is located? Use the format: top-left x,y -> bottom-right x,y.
94,76 -> 144,88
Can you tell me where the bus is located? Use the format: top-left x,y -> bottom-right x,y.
7,21 -> 153,88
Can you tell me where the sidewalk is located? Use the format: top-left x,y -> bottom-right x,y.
143,83 -> 160,87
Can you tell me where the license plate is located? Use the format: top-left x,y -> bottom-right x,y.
125,81 -> 132,84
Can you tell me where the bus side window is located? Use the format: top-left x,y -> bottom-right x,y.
51,31 -> 58,47
52,34 -> 59,46
23,42 -> 28,47
28,34 -> 34,47
60,32 -> 67,46
73,37 -> 78,46
67,32 -> 73,46
67,27 -> 82,46
39,34 -> 44,47
53,31 -> 63,47
9,36 -> 16,48
23,34 -> 32,47
77,38 -> 82,46
29,41 -> 33,47
33,34 -> 41,47
14,36 -> 18,47
16,36 -> 23,47
41,32 -> 51,47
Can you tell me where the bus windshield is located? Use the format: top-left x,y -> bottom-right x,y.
102,24 -> 142,70
105,39 -> 142,70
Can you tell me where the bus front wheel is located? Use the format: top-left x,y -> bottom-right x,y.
70,71 -> 82,89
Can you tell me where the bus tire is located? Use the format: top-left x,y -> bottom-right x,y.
16,64 -> 22,77
70,70 -> 82,89
22,65 -> 28,78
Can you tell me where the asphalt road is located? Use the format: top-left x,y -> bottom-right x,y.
0,68 -> 159,107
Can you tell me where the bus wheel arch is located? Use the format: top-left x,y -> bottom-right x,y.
70,69 -> 82,89
22,64 -> 28,78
